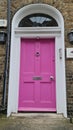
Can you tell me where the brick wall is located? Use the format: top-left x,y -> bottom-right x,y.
0,0 -> 73,117
0,0 -> 7,106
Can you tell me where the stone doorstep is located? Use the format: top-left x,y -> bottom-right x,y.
11,113 -> 72,124
11,113 -> 65,119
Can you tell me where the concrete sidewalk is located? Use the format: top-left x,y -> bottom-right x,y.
0,113 -> 73,130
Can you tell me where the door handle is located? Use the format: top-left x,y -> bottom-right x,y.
50,76 -> 54,80
35,52 -> 40,57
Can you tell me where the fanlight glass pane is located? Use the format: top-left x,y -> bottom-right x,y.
18,13 -> 58,27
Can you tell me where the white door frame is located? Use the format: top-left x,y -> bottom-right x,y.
7,4 -> 67,117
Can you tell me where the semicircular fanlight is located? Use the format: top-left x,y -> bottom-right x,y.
18,13 -> 58,27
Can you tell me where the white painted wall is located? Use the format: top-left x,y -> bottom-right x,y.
7,4 -> 67,117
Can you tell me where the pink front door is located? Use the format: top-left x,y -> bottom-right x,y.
18,38 -> 56,111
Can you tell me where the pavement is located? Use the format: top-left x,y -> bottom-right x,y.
0,113 -> 73,130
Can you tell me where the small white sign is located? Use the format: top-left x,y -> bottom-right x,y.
0,19 -> 7,27
66,48 -> 73,58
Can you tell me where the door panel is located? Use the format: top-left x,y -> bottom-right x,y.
40,82 -> 52,102
18,38 -> 56,111
22,40 -> 35,73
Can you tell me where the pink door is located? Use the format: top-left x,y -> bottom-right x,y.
18,38 -> 56,111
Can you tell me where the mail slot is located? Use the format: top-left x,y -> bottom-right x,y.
33,76 -> 42,80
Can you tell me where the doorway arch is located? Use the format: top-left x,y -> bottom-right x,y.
7,4 -> 67,117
